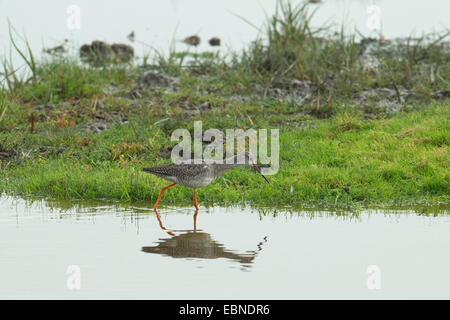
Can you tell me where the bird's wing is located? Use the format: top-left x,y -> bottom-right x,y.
142,164 -> 209,178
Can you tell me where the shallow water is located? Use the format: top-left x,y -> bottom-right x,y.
0,196 -> 449,299
1,0 -> 449,65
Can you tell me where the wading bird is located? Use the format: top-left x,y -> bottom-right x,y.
142,152 -> 269,210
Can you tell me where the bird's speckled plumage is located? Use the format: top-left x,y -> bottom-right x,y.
142,152 -> 269,209
142,152 -> 263,189
142,163 -> 215,189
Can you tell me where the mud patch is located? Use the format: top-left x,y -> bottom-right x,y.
82,110 -> 128,133
139,71 -> 179,90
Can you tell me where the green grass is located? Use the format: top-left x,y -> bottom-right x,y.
0,102 -> 448,207
0,0 -> 449,209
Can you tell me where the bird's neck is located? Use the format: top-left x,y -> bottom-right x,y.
212,155 -> 244,177
213,163 -> 241,177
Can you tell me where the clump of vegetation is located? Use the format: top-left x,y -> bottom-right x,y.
231,1 -> 449,99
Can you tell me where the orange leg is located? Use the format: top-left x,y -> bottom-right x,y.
193,211 -> 198,231
153,208 -> 175,236
153,183 -> 176,210
193,189 -> 199,210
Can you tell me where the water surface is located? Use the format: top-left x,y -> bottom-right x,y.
0,196 -> 449,299
1,0 -> 449,65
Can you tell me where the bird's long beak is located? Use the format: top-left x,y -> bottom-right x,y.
252,164 -> 270,184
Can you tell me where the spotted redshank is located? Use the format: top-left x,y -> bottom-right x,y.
142,152 -> 269,210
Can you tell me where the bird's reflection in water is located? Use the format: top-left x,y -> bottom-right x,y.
142,209 -> 268,270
